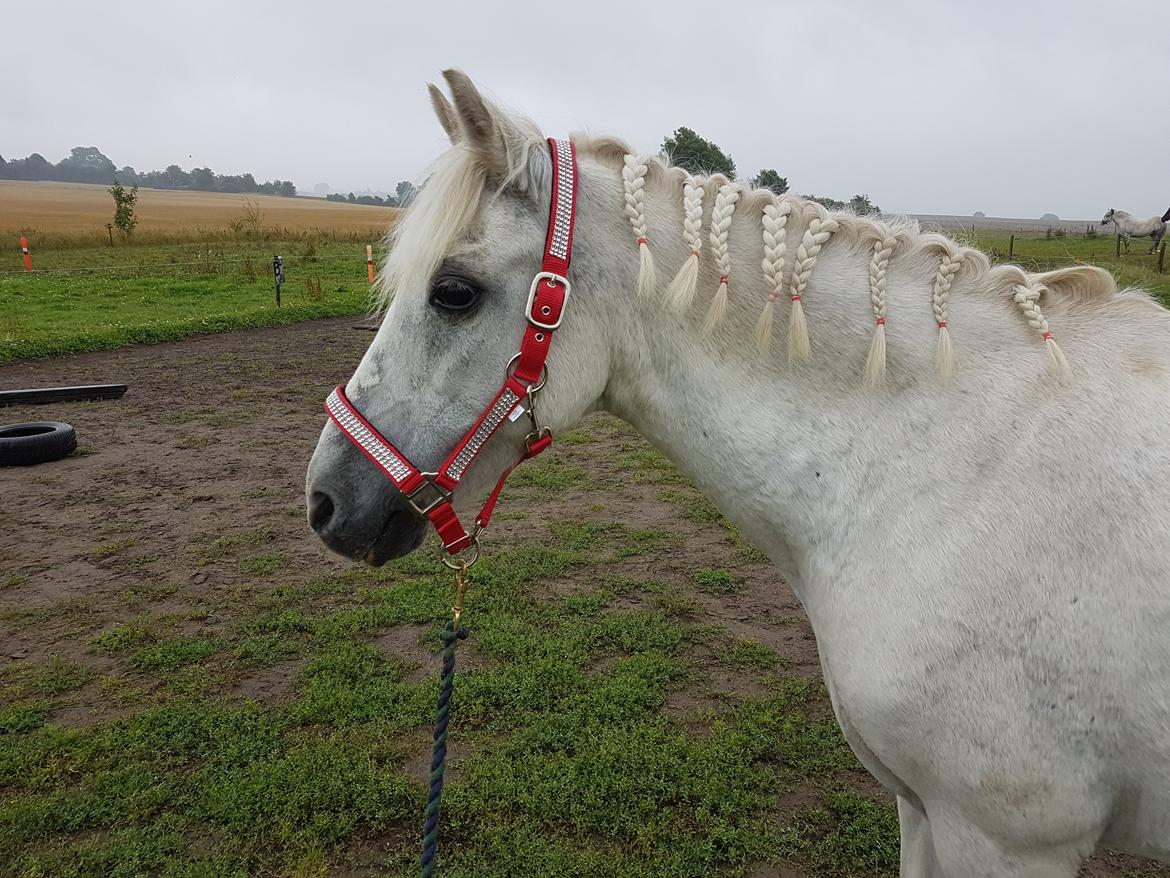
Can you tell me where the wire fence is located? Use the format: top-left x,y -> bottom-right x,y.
0,251 -> 378,286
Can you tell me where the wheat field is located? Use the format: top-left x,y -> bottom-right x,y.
0,180 -> 398,234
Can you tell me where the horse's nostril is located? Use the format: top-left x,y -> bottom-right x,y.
308,491 -> 336,532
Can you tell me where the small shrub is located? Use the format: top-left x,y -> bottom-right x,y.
229,197 -> 264,235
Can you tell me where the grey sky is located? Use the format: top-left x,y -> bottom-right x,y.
5,0 -> 1167,219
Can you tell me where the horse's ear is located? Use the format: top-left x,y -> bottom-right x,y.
428,83 -> 461,145
441,69 -> 532,182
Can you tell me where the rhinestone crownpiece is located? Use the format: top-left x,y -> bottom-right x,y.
444,388 -> 520,481
326,390 -> 412,483
549,139 -> 573,260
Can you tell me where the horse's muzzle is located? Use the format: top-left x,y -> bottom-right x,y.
306,429 -> 429,565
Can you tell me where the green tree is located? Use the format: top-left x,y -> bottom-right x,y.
56,146 -> 117,183
189,167 -> 215,189
751,168 -> 788,194
661,127 -> 736,179
395,180 -> 417,206
108,179 -> 139,236
803,194 -> 847,211
848,194 -> 881,216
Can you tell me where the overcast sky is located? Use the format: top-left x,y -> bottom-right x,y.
4,0 -> 1167,219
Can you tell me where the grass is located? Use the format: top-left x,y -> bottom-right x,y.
0,237 -> 378,364
963,229 -> 1170,303
0,508 -> 901,877
4,217 -> 1168,369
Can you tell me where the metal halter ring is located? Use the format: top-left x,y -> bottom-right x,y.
505,353 -> 548,394
441,537 -> 481,570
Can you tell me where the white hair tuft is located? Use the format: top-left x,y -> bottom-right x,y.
665,176 -> 705,312
932,250 -> 962,383
703,182 -> 740,333
755,197 -> 793,354
1012,282 -> 1072,383
786,205 -> 839,362
622,154 -> 657,298
863,233 -> 897,388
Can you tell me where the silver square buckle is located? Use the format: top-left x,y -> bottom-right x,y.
405,474 -> 452,518
525,272 -> 570,331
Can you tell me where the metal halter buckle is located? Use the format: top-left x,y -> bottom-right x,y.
404,474 -> 452,518
525,272 -> 570,331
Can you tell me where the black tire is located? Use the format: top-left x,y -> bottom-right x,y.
0,422 -> 77,467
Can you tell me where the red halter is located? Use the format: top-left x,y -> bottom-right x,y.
324,138 -> 578,557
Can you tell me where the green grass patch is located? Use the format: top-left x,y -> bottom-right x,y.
797,792 -> 900,875
692,568 -> 739,593
91,537 -> 140,558
508,456 -> 589,491
130,635 -> 221,672
236,552 -> 288,576
0,239 -> 373,364
713,637 -> 778,670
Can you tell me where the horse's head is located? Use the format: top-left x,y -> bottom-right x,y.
1101,208 -> 1115,226
305,71 -> 617,564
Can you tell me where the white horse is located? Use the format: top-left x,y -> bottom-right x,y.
1101,207 -> 1167,254
306,71 -> 1170,876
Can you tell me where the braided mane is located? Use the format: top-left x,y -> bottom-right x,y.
383,126 -> 1127,386
576,134 -> 1122,385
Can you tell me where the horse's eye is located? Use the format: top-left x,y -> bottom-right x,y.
429,277 -> 481,313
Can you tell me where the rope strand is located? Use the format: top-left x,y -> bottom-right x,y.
419,621 -> 469,878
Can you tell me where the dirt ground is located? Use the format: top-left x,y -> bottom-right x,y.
1,318 -> 1165,876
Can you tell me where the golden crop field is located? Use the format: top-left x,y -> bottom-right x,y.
0,180 -> 399,234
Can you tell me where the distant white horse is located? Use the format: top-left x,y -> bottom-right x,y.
1101,207 -> 1167,254
307,71 -> 1170,876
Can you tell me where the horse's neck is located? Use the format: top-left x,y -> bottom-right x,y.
595,200 -> 1048,590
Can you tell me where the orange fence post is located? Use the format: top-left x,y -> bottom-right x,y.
366,245 -> 375,285
20,237 -> 32,271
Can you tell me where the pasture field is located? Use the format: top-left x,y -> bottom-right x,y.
959,228 -> 1170,301
0,181 -> 397,236
1,179 -> 1165,369
0,320 -> 1165,877
0,239 -> 382,365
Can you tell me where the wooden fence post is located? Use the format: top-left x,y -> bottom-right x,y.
1160,242 -> 1166,274
1116,234 -> 1122,258
1008,235 -> 1014,259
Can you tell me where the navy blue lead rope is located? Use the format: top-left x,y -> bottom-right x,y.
419,620 -> 468,878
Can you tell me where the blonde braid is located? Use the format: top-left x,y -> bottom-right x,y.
932,250 -> 962,383
1012,282 -> 1072,382
665,176 -> 705,312
754,197 -> 793,354
622,154 -> 657,298
786,207 -> 840,362
702,182 -> 740,332
863,233 -> 897,387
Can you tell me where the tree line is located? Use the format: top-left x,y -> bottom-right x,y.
661,127 -> 881,215
325,180 -> 417,208
0,146 -> 297,197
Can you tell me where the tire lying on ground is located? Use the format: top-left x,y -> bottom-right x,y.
0,422 -> 78,466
